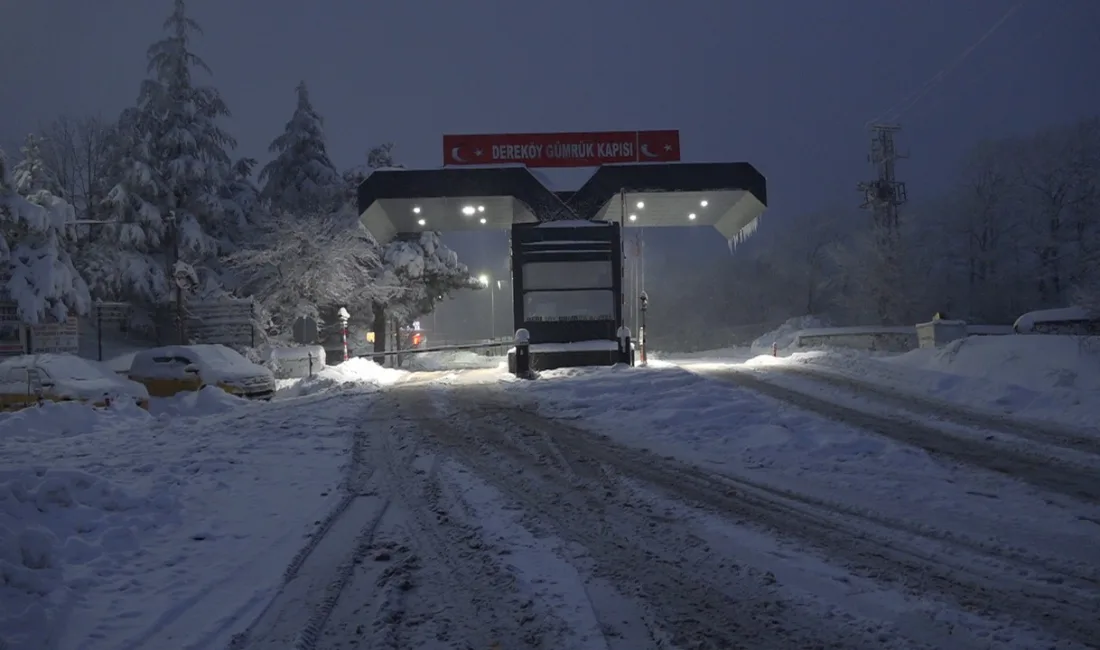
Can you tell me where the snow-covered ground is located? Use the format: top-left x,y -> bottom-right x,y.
274,356 -> 407,398
676,333 -> 1100,430
5,338 -> 1100,649
500,362 -> 1099,558
0,363 -> 402,650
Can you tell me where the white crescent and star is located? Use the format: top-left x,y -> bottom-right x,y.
450,146 -> 487,163
640,143 -> 674,158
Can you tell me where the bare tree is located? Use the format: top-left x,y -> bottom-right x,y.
1013,122 -> 1096,306
36,115 -> 116,220
224,210 -> 398,334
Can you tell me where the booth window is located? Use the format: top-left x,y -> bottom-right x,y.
523,290 -> 615,322
522,261 -> 612,291
520,260 -> 615,322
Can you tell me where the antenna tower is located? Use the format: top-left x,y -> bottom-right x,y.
857,123 -> 908,323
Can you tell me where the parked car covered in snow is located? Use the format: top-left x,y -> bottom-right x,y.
128,344 -> 276,399
0,354 -> 150,411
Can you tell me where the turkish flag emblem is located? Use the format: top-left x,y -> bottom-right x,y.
636,130 -> 680,162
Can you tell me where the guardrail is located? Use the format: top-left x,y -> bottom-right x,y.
353,340 -> 511,359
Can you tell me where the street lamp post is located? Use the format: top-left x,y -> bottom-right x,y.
478,274 -> 494,339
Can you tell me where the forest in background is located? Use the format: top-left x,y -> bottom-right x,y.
644,115 -> 1100,350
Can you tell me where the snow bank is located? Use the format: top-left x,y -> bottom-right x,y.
1,386 -> 365,650
276,357 -> 406,398
889,334 -> 1100,393
749,316 -> 828,354
0,400 -> 150,438
149,385 -> 247,418
0,467 -> 175,650
741,335 -> 1100,429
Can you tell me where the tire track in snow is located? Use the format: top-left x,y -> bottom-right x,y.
226,408 -> 393,650
354,398 -> 572,650
694,366 -> 1100,503
399,386 -> 867,650
732,364 -> 1100,457
454,388 -> 1100,648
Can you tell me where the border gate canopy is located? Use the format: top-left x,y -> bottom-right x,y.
357,130 -> 766,243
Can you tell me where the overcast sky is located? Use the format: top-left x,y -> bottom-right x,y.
2,0 -> 1097,335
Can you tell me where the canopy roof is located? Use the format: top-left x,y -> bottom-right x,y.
357,162 -> 767,243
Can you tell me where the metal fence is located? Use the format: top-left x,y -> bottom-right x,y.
78,298 -> 257,361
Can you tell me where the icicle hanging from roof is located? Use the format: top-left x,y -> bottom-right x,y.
727,212 -> 762,253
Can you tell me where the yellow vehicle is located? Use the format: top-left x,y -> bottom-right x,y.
0,354 -> 150,411
128,344 -> 276,400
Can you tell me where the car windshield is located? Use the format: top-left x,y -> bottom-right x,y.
39,357 -> 105,381
190,345 -> 249,369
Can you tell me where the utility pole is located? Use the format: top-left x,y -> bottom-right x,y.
857,123 -> 908,325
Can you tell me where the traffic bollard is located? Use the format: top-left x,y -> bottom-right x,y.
513,328 -> 531,378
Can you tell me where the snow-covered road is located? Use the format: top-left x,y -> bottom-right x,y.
232,373 -> 1100,650
687,363 -> 1100,503
6,354 -> 1100,650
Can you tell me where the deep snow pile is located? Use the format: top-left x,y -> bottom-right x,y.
743,335 -> 1100,429
0,387 -> 368,650
276,357 -> 406,398
890,334 -> 1100,393
659,316 -> 829,362
749,315 -> 828,354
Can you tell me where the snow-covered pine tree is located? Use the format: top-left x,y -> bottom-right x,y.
0,143 -> 91,323
11,134 -> 64,198
341,142 -> 404,206
98,0 -> 237,304
259,82 -> 342,216
221,157 -> 262,239
380,231 -> 481,321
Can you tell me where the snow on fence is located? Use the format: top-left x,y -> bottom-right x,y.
77,298 -> 256,358
795,326 -> 919,353
792,321 -> 1019,353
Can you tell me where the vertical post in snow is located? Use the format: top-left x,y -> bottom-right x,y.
639,291 -> 649,366
338,307 -> 351,363
95,298 -> 103,361
513,328 -> 531,378
619,188 -> 626,332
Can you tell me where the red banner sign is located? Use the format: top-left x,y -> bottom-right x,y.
443,130 -> 680,168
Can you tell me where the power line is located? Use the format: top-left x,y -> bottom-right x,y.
866,0 -> 1028,127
